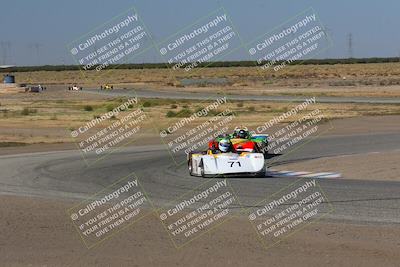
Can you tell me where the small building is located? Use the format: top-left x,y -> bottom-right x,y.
3,74 -> 15,84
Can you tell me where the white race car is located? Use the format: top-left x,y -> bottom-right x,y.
188,151 -> 266,177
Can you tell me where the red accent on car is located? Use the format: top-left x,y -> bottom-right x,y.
208,140 -> 219,150
233,140 -> 255,152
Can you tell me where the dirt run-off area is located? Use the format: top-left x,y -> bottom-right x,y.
0,194 -> 399,267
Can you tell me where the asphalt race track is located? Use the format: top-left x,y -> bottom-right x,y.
1,131 -> 400,225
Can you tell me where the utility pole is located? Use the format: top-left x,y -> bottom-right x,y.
347,33 -> 353,59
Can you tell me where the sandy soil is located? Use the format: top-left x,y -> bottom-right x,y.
0,195 -> 399,267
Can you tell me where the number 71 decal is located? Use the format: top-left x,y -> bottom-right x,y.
228,161 -> 241,167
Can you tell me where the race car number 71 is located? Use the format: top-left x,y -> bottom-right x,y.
228,161 -> 241,167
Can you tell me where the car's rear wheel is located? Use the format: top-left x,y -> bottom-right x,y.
199,160 -> 205,178
252,172 -> 265,178
188,158 -> 194,176
200,167 -> 205,177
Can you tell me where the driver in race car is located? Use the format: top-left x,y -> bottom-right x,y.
232,127 -> 251,139
210,138 -> 234,154
231,127 -> 258,152
208,128 -> 251,152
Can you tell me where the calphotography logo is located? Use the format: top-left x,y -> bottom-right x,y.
157,8 -> 242,74
68,95 -> 151,166
253,97 -> 334,162
67,7 -> 152,73
247,7 -> 332,73
247,179 -> 334,250
156,179 -> 242,249
67,173 -> 153,249
157,95 -> 236,165
70,47 -> 79,55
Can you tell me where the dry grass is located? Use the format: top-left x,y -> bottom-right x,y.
1,94 -> 400,145
9,62 -> 400,98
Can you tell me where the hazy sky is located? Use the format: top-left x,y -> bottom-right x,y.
1,0 -> 399,65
